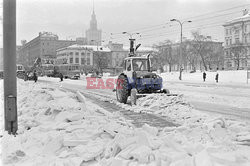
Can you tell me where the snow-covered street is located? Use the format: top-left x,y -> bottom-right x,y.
37,70 -> 250,121
1,72 -> 250,165
161,71 -> 250,121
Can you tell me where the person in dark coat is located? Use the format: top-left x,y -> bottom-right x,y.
203,72 -> 206,82
59,73 -> 63,82
215,73 -> 219,83
179,67 -> 184,80
33,70 -> 38,83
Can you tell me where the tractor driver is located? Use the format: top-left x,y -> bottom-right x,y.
132,61 -> 139,71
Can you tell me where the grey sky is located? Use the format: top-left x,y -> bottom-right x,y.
1,0 -> 250,47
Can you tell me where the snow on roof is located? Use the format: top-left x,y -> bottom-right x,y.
39,32 -> 58,38
224,13 -> 250,25
57,44 -> 111,52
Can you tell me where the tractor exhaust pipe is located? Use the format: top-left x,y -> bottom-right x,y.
129,39 -> 135,56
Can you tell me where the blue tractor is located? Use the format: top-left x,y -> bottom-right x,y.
116,39 -> 171,105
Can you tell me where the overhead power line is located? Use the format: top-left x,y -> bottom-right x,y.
106,4 -> 250,45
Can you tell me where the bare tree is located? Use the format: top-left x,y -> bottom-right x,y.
93,52 -> 104,73
182,40 -> 198,71
191,31 -> 209,71
154,40 -> 176,72
229,43 -> 247,70
191,31 -> 224,71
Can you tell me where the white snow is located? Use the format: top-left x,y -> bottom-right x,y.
160,70 -> 250,84
160,70 -> 250,109
0,76 -> 250,165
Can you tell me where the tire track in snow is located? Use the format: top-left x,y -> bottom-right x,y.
62,87 -> 177,128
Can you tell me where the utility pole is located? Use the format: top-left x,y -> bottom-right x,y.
170,19 -> 191,80
3,0 -> 18,134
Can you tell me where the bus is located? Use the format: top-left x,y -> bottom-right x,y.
41,64 -> 54,76
55,64 -> 81,79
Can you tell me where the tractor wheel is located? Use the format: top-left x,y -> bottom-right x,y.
116,75 -> 129,104
163,89 -> 170,94
130,88 -> 137,105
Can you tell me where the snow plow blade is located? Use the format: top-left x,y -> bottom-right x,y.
136,93 -> 178,98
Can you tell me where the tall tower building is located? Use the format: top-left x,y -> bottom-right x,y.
86,5 -> 102,46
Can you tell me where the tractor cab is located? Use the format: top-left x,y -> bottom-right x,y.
125,57 -> 149,72
123,56 -> 151,78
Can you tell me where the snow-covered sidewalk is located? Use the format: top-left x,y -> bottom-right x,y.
160,70 -> 250,85
0,79 -> 250,166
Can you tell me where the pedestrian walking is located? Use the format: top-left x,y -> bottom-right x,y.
179,67 -> 184,80
215,73 -> 219,83
59,73 -> 63,82
203,71 -> 206,82
33,70 -> 38,83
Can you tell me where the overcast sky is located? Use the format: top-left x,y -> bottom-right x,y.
1,0 -> 250,47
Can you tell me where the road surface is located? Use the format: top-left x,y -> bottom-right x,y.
166,80 -> 250,121
38,77 -> 250,122
39,78 -> 177,128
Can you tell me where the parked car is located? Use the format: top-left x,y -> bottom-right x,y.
70,74 -> 80,80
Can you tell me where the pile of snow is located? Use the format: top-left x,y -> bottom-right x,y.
0,80 -> 250,166
113,93 -> 250,165
135,94 -> 202,124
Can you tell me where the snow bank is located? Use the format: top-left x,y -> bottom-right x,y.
0,79 -> 250,166
161,70 -> 249,84
108,93 -> 250,165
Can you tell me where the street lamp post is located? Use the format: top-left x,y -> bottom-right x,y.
3,0 -> 18,135
170,19 -> 191,80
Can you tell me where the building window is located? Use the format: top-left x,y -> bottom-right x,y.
227,61 -> 232,68
81,58 -> 85,64
245,36 -> 248,43
230,38 -> 232,45
235,29 -> 239,34
244,25 -> 248,32
226,39 -> 228,46
87,58 -> 90,65
70,52 -> 73,55
235,37 -> 240,44
75,58 -> 79,63
75,52 -> 79,55
226,51 -> 230,58
70,58 -> 73,64
81,52 -> 85,56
